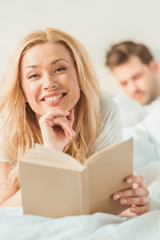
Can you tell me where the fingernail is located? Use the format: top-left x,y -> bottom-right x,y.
65,111 -> 70,114
121,199 -> 127,204
73,130 -> 76,136
130,207 -> 135,212
127,178 -> 132,183
133,183 -> 139,189
113,194 -> 120,200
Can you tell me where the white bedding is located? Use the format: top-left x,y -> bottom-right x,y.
114,95 -> 160,169
0,207 -> 160,240
1,95 -> 160,240
0,162 -> 160,240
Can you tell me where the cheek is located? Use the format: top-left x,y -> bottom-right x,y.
71,80 -> 80,98
67,71 -> 80,96
120,84 -> 128,92
67,84 -> 80,110
22,82 -> 39,102
21,81 -> 29,102
140,78 -> 150,90
73,88 -> 80,104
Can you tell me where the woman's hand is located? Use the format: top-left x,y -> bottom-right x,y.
39,108 -> 75,151
112,175 -> 149,218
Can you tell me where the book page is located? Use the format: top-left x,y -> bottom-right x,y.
20,162 -> 87,218
84,139 -> 131,166
22,145 -> 85,172
86,138 -> 133,215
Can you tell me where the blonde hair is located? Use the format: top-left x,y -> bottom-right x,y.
0,28 -> 100,188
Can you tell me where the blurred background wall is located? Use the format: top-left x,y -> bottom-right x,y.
0,0 -> 160,95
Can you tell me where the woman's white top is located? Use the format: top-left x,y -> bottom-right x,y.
89,92 -> 123,156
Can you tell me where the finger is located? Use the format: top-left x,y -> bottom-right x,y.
54,124 -> 71,139
53,117 -> 74,138
113,187 -> 149,200
119,208 -> 138,218
120,196 -> 148,206
67,108 -> 74,122
40,109 -> 70,122
67,109 -> 75,135
130,204 -> 149,215
126,175 -> 144,186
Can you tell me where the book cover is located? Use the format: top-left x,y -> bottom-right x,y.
19,138 -> 133,218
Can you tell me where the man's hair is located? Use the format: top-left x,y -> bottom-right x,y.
106,41 -> 153,69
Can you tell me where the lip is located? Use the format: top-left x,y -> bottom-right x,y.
133,93 -> 143,100
40,91 -> 67,101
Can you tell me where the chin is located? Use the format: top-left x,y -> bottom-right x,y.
139,98 -> 150,105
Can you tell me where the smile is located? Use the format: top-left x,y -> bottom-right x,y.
44,94 -> 64,101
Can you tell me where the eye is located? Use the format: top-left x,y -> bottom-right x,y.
120,82 -> 127,87
55,67 -> 66,73
28,74 -> 39,79
133,73 -> 142,80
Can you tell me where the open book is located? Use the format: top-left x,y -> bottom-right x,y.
19,138 -> 133,218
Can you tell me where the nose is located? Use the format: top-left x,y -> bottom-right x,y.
42,74 -> 57,89
127,80 -> 138,94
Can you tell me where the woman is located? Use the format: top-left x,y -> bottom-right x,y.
0,28 -> 148,216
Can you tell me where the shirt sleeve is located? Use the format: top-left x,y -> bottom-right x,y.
89,92 -> 123,156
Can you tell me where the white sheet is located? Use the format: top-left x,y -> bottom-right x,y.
0,162 -> 160,239
114,95 -> 160,169
0,208 -> 160,240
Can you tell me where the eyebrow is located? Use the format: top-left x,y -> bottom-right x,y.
24,58 -> 69,70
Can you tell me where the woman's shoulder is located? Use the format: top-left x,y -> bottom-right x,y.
89,92 -> 123,156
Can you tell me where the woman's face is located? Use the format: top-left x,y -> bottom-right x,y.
20,43 -> 80,118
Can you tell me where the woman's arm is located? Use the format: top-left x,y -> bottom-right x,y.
0,162 -> 18,206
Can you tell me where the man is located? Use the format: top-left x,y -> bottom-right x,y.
106,41 -> 160,105
106,41 -> 160,172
